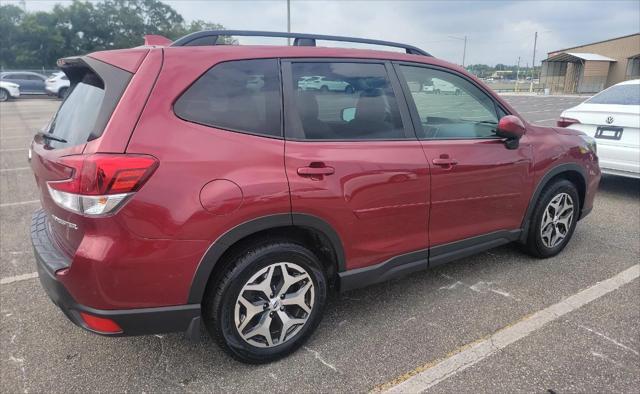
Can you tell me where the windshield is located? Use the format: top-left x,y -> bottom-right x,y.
586,84 -> 640,105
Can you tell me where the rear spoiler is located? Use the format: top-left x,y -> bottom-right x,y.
143,35 -> 172,46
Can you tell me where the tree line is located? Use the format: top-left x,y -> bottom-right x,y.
0,0 -> 228,69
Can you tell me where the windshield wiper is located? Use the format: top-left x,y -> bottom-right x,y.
36,131 -> 67,143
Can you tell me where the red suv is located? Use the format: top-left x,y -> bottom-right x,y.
30,31 -> 600,363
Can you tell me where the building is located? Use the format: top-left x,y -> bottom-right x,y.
541,33 -> 640,94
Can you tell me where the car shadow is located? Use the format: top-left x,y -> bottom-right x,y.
598,174 -> 640,199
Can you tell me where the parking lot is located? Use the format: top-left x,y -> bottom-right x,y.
1,95 -> 638,393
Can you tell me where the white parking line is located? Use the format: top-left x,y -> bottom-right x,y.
0,272 -> 38,285
382,264 -> 640,393
0,167 -> 31,173
0,148 -> 28,153
0,200 -> 40,208
533,118 -> 557,124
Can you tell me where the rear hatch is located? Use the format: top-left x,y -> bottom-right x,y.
30,55 -> 138,257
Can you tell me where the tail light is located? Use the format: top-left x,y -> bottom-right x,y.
557,117 -> 580,128
47,154 -> 158,216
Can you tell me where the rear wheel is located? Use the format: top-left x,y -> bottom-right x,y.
524,179 -> 579,258
203,242 -> 328,363
0,89 -> 8,102
320,85 -> 329,93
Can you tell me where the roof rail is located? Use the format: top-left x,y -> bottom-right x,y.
170,30 -> 432,57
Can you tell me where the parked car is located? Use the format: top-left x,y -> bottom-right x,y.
558,79 -> 639,179
299,75 -> 354,93
0,71 -> 47,94
30,31 -> 600,364
423,78 -> 462,94
0,80 -> 20,101
45,72 -> 71,98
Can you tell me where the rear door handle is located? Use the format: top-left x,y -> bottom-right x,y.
297,166 -> 335,176
432,158 -> 458,166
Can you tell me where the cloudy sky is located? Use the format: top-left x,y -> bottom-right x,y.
10,0 -> 640,66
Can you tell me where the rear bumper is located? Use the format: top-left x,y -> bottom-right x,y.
31,210 -> 201,337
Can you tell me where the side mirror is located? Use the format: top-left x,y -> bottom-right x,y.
341,107 -> 356,122
496,115 -> 526,149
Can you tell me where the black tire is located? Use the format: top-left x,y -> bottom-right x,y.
345,85 -> 355,94
320,85 -> 329,93
58,87 -> 68,99
203,242 -> 328,364
0,89 -> 9,102
435,89 -> 441,95
524,179 -> 580,258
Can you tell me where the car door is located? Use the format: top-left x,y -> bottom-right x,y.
29,74 -> 46,94
282,60 -> 429,271
13,74 -> 33,93
395,64 -> 533,261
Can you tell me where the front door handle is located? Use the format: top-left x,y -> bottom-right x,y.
297,164 -> 335,177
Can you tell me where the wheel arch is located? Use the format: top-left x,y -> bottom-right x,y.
188,213 -> 346,304
520,163 -> 587,242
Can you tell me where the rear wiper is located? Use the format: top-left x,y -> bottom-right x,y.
36,131 -> 67,143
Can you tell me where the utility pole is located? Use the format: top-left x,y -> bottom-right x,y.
529,31 -> 537,93
287,0 -> 291,45
462,35 -> 467,68
516,56 -> 521,92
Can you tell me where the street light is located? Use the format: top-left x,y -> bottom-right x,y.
448,35 -> 467,67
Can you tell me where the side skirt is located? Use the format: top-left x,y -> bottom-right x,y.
338,229 -> 521,292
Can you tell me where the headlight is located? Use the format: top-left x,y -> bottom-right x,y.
579,135 -> 597,154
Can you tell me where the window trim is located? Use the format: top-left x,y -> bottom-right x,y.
173,58 -> 284,140
281,58 -> 417,142
392,61 -> 512,141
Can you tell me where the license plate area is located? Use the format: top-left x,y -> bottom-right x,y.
595,126 -> 623,140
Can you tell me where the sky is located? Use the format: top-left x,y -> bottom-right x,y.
8,0 -> 640,66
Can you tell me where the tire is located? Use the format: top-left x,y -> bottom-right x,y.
320,85 -> 329,93
435,89 -> 441,95
345,85 -> 355,94
0,89 -> 8,102
58,87 -> 68,99
524,179 -> 579,258
203,242 -> 328,363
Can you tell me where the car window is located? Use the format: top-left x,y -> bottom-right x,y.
586,84 -> 640,105
399,65 -> 499,139
2,74 -> 21,81
288,62 -> 405,140
174,59 -> 281,137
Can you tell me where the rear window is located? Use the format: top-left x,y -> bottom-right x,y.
174,59 -> 282,137
44,58 -> 131,148
586,84 -> 640,105
48,73 -> 105,145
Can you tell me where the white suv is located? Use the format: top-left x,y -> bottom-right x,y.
45,72 -> 71,98
0,80 -> 20,102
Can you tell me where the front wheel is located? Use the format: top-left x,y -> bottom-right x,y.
524,179 -> 579,258
203,242 -> 328,363
0,89 -> 9,102
58,87 -> 68,99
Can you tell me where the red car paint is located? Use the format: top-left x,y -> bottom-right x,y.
30,44 -> 599,329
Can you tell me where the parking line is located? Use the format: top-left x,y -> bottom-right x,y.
0,167 -> 31,173
0,148 -> 28,153
0,200 -> 39,208
0,272 -> 38,285
380,264 -> 640,393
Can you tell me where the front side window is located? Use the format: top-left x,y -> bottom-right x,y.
288,62 -> 405,140
174,59 -> 281,137
399,65 -> 500,139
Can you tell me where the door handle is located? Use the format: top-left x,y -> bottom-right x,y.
432,158 -> 458,166
297,165 -> 335,176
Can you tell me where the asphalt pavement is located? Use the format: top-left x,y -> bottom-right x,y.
1,95 -> 638,393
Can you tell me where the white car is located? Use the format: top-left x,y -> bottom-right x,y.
299,76 -> 354,93
423,78 -> 462,95
45,72 -> 71,98
0,80 -> 20,102
559,79 -> 640,179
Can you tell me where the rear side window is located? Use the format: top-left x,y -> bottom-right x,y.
174,59 -> 282,137
287,62 -> 405,140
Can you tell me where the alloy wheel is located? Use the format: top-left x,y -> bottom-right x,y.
234,262 -> 314,348
540,192 -> 574,248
